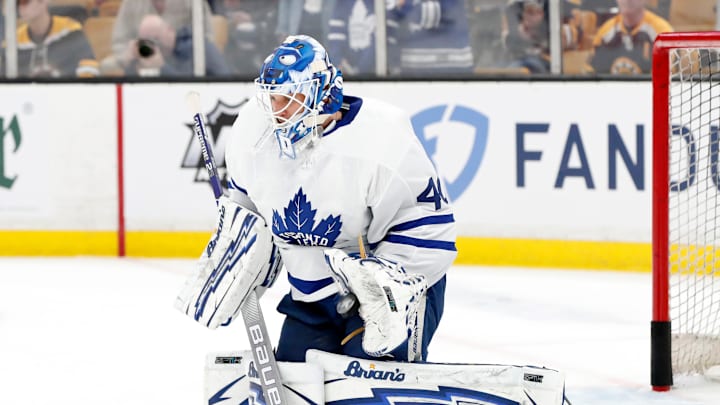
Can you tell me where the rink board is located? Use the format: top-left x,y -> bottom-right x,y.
0,81 -> 664,269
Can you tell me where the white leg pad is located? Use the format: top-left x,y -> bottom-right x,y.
306,350 -> 566,405
205,349 -> 566,405
204,351 -> 324,404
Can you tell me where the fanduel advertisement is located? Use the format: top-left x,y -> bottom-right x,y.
120,81 -> 656,242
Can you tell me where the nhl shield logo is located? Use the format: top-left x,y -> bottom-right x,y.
182,98 -> 248,187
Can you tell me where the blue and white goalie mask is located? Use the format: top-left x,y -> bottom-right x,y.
255,35 -> 344,159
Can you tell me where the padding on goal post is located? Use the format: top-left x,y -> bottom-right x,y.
652,31 -> 720,392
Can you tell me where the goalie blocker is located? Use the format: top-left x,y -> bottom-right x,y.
204,350 -> 566,404
175,196 -> 282,329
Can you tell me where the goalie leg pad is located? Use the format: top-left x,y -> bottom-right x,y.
306,350 -> 567,405
205,351 -> 324,404
175,196 -> 282,329
324,248 -> 428,360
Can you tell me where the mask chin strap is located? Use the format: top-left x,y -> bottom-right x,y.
303,114 -> 332,127
277,101 -> 348,159
276,114 -> 325,160
303,102 -> 350,136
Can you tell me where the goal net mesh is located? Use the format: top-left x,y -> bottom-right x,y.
667,47 -> 720,375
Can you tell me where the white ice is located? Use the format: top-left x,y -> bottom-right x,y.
1,257 -> 718,404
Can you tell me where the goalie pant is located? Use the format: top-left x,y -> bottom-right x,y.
274,275 -> 446,363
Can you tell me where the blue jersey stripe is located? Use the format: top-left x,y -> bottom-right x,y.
228,178 -> 248,194
383,234 -> 457,251
389,214 -> 455,232
287,274 -> 335,295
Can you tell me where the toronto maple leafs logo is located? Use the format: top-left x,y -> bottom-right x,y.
272,188 -> 342,246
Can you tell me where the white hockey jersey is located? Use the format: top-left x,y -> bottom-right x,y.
225,95 -> 456,302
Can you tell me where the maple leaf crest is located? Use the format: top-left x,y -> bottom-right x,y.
272,187 -> 343,246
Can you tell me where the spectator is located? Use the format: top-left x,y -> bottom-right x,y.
123,14 -> 230,77
503,0 -> 550,73
275,0 -> 327,43
205,0 -> 221,14
0,10 -> 5,45
275,0 -> 302,41
559,0 -> 584,51
11,0 -> 98,77
390,0 -> 474,77
502,0 -> 581,74
105,0 -> 213,73
465,0 -> 507,70
217,0 -> 277,76
321,0 -> 337,42
329,0 -> 473,77
326,0 -> 390,76
590,0 -> 673,74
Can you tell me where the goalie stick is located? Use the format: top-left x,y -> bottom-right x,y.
186,91 -> 288,405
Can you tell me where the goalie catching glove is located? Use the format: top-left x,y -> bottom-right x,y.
175,196 -> 282,329
323,249 -> 428,360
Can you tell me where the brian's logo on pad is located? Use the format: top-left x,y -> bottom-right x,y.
272,187 -> 342,247
344,360 -> 406,382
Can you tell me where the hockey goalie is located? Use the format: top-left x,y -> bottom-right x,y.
175,33 -> 566,404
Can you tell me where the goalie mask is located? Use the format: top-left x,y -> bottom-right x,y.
255,35 -> 344,159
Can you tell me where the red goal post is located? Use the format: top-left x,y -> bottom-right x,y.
652,31 -> 720,392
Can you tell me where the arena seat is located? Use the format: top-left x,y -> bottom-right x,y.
98,0 -> 122,17
669,0 -> 716,32
211,14 -> 229,52
83,16 -> 115,61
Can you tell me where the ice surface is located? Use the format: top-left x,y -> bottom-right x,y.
0,258 -> 718,404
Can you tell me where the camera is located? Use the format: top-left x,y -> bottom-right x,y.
137,38 -> 156,58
